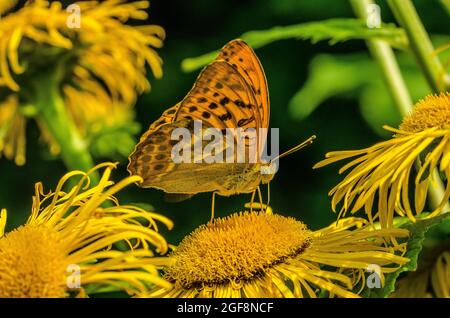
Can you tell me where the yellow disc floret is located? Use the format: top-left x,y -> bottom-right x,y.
0,225 -> 67,298
400,92 -> 450,132
166,211 -> 312,289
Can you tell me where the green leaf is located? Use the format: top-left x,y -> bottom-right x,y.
288,53 -> 374,121
360,212 -> 450,298
181,19 -> 407,72
287,51 -> 432,137
358,81 -> 403,136
90,123 -> 140,161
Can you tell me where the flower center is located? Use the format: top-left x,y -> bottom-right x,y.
166,211 -> 312,289
400,93 -> 450,132
0,225 -> 67,298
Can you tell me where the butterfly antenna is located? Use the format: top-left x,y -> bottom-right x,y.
271,135 -> 316,162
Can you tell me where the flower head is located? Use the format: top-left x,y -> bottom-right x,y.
142,211 -> 409,298
400,93 -> 450,132
0,0 -> 164,164
0,162 -> 173,297
314,92 -> 450,228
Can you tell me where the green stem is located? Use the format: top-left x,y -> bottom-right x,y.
440,0 -> 450,14
388,0 -> 448,92
31,68 -> 97,180
351,0 -> 450,213
351,0 -> 412,116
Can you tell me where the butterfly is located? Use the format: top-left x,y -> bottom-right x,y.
128,39 -> 314,217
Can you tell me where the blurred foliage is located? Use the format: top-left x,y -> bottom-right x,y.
288,52 -> 420,136
442,0 -> 450,13
289,34 -> 450,137
1,0 -> 448,248
90,122 -> 141,161
182,19 -> 407,72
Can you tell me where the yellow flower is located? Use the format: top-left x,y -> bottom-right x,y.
392,242 -> 450,298
0,94 -> 58,165
141,211 -> 409,298
0,95 -> 26,165
0,0 -> 16,16
0,162 -> 173,298
0,0 -> 164,164
314,93 -> 450,228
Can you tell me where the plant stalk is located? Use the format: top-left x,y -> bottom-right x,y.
388,0 -> 449,92
31,68 -> 97,181
440,0 -> 450,14
351,0 -> 412,116
351,0 -> 450,214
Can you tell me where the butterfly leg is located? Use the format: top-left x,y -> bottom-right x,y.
265,182 -> 272,214
249,190 -> 256,213
245,188 -> 271,214
256,186 -> 264,213
210,191 -> 216,222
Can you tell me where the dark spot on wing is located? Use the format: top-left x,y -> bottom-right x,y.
155,154 -> 166,160
238,117 -> 255,127
144,144 -> 155,152
220,97 -> 230,106
141,155 -> 152,162
229,84 -> 243,91
219,111 -> 232,121
234,100 -> 245,108
154,135 -> 166,143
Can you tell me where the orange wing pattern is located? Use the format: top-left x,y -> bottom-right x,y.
128,40 -> 269,194
217,39 -> 270,129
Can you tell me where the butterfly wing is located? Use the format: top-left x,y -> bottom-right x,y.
217,39 -> 270,129
174,60 -> 264,163
129,117 -> 259,195
128,40 -> 269,195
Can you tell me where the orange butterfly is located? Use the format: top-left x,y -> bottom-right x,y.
128,39 -> 314,218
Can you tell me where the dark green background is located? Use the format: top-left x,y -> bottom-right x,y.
1,0 -> 448,244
